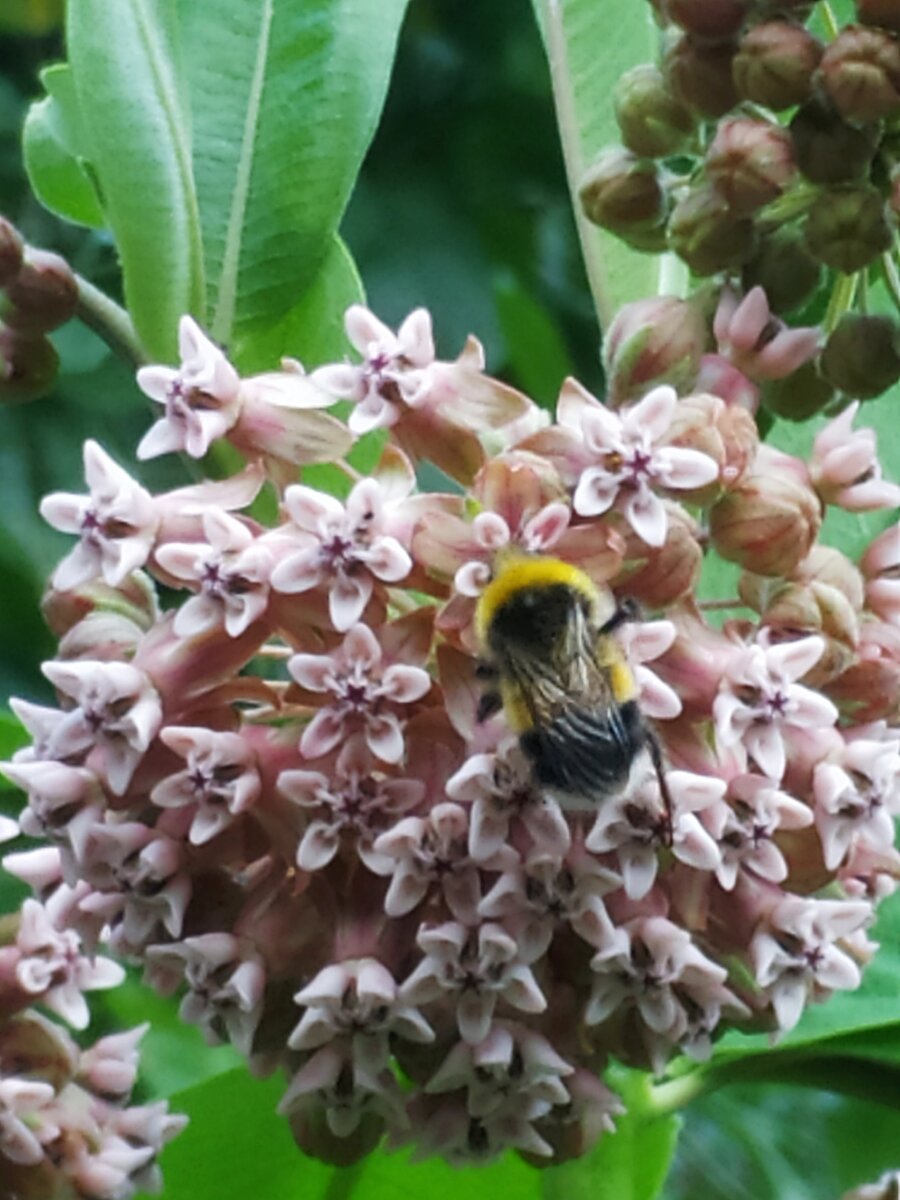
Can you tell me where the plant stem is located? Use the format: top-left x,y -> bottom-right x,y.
698,597 -> 744,611
542,0 -> 613,329
322,1164 -> 363,1200
658,252 -> 689,299
644,1070 -> 708,1116
823,272 -> 858,335
882,252 -> 900,313
74,274 -> 146,368
818,0 -> 840,39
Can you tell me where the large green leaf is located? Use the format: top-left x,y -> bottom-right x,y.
530,0 -> 661,325
65,0 -> 205,360
179,0 -> 408,348
22,63 -> 106,228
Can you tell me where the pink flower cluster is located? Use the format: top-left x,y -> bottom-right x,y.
2,299 -> 898,1172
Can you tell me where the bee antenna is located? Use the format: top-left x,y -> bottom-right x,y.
646,730 -> 674,847
599,596 -> 641,636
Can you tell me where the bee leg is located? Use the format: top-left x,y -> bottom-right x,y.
599,597 -> 642,635
646,729 -> 674,846
476,690 -> 503,723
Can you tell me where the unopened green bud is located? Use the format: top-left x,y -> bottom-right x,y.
614,65 -> 695,158
3,248 -> 78,334
668,182 -> 757,274
706,116 -> 797,215
818,23 -> 900,122
790,96 -> 880,184
804,185 -> 895,272
855,0 -> 900,33
579,147 -> 668,234
664,31 -> 739,117
760,359 -> 835,420
664,0 -> 750,38
821,313 -> 900,398
733,20 -> 823,110
603,295 -> 707,402
0,216 -> 24,287
0,325 -> 59,403
741,224 -> 822,313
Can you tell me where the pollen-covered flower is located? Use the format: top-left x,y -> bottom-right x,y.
289,622 -> 431,763
558,381 -> 719,547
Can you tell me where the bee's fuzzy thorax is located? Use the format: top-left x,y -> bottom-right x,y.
474,551 -> 600,646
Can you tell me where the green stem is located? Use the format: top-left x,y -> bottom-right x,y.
542,0 -> 613,329
823,272 -> 858,335
643,1070 -> 708,1117
818,0 -> 840,39
657,251 -> 689,299
322,1164 -> 363,1200
882,252 -> 900,313
74,274 -> 146,368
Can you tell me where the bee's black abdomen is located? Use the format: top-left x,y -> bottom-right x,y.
520,700 -> 644,798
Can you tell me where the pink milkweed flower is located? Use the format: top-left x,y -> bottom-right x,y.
0,1076 -> 58,1165
558,380 -> 720,547
270,477 -> 413,632
279,737 -> 425,872
137,315 -> 242,459
0,760 -> 104,846
713,285 -> 820,382
861,523 -> 900,625
411,1093 -> 556,1163
40,441 -> 159,591
289,622 -> 432,763
810,402 -> 900,511
14,898 -> 125,1029
39,660 -> 163,796
750,896 -> 871,1032
813,735 -> 900,870
151,726 -> 262,845
585,766 -> 724,899
279,1042 -> 407,1138
155,508 -> 273,639
400,921 -> 547,1045
615,618 -> 682,719
144,934 -> 265,1056
702,773 -> 815,890
78,1024 -> 149,1100
713,634 -> 839,781
425,1021 -> 573,1117
0,814 -> 18,842
289,958 -> 434,1074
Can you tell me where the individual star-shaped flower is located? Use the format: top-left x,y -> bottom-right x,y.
270,476 -> 413,631
279,1043 -> 407,1138
151,726 -> 262,845
751,896 -> 871,1033
40,440 -> 159,591
289,957 -> 434,1073
810,401 -> 900,512
39,660 -> 163,795
713,634 -> 838,781
155,507 -> 273,638
585,765 -> 723,899
558,381 -> 720,547
288,622 -> 431,763
15,897 -> 125,1028
278,736 -> 424,872
0,1077 -> 58,1165
136,315 -> 242,459
813,734 -> 900,870
713,285 -> 820,382
400,921 -> 547,1045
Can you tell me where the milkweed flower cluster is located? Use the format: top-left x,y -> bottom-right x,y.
2,291 -> 898,1178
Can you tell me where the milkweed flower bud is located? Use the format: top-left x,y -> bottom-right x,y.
602,296 -> 706,404
709,447 -> 822,576
804,186 -> 895,272
818,23 -> 900,122
614,65 -> 695,158
760,360 -> 835,421
663,0 -> 750,38
2,248 -> 78,335
0,216 -> 24,285
733,19 -> 823,109
0,325 -> 59,404
855,0 -> 900,30
861,525 -> 900,626
706,116 -> 797,215
790,96 -> 880,185
664,32 -> 740,116
667,183 -> 757,275
741,225 -> 822,315
821,314 -> 900,399
579,148 -> 669,234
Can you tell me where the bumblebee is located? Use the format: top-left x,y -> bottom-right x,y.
474,550 -> 671,821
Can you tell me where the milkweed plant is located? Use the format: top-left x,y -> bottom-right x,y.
0,1 -> 899,1198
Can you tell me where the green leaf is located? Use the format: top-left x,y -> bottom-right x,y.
66,0 -> 205,360
179,0 -> 408,347
0,0 -> 63,34
494,272 -> 572,408
231,235 -> 362,373
530,0 -> 661,323
22,63 -> 106,228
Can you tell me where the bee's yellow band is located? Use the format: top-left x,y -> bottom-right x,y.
475,553 -> 599,644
